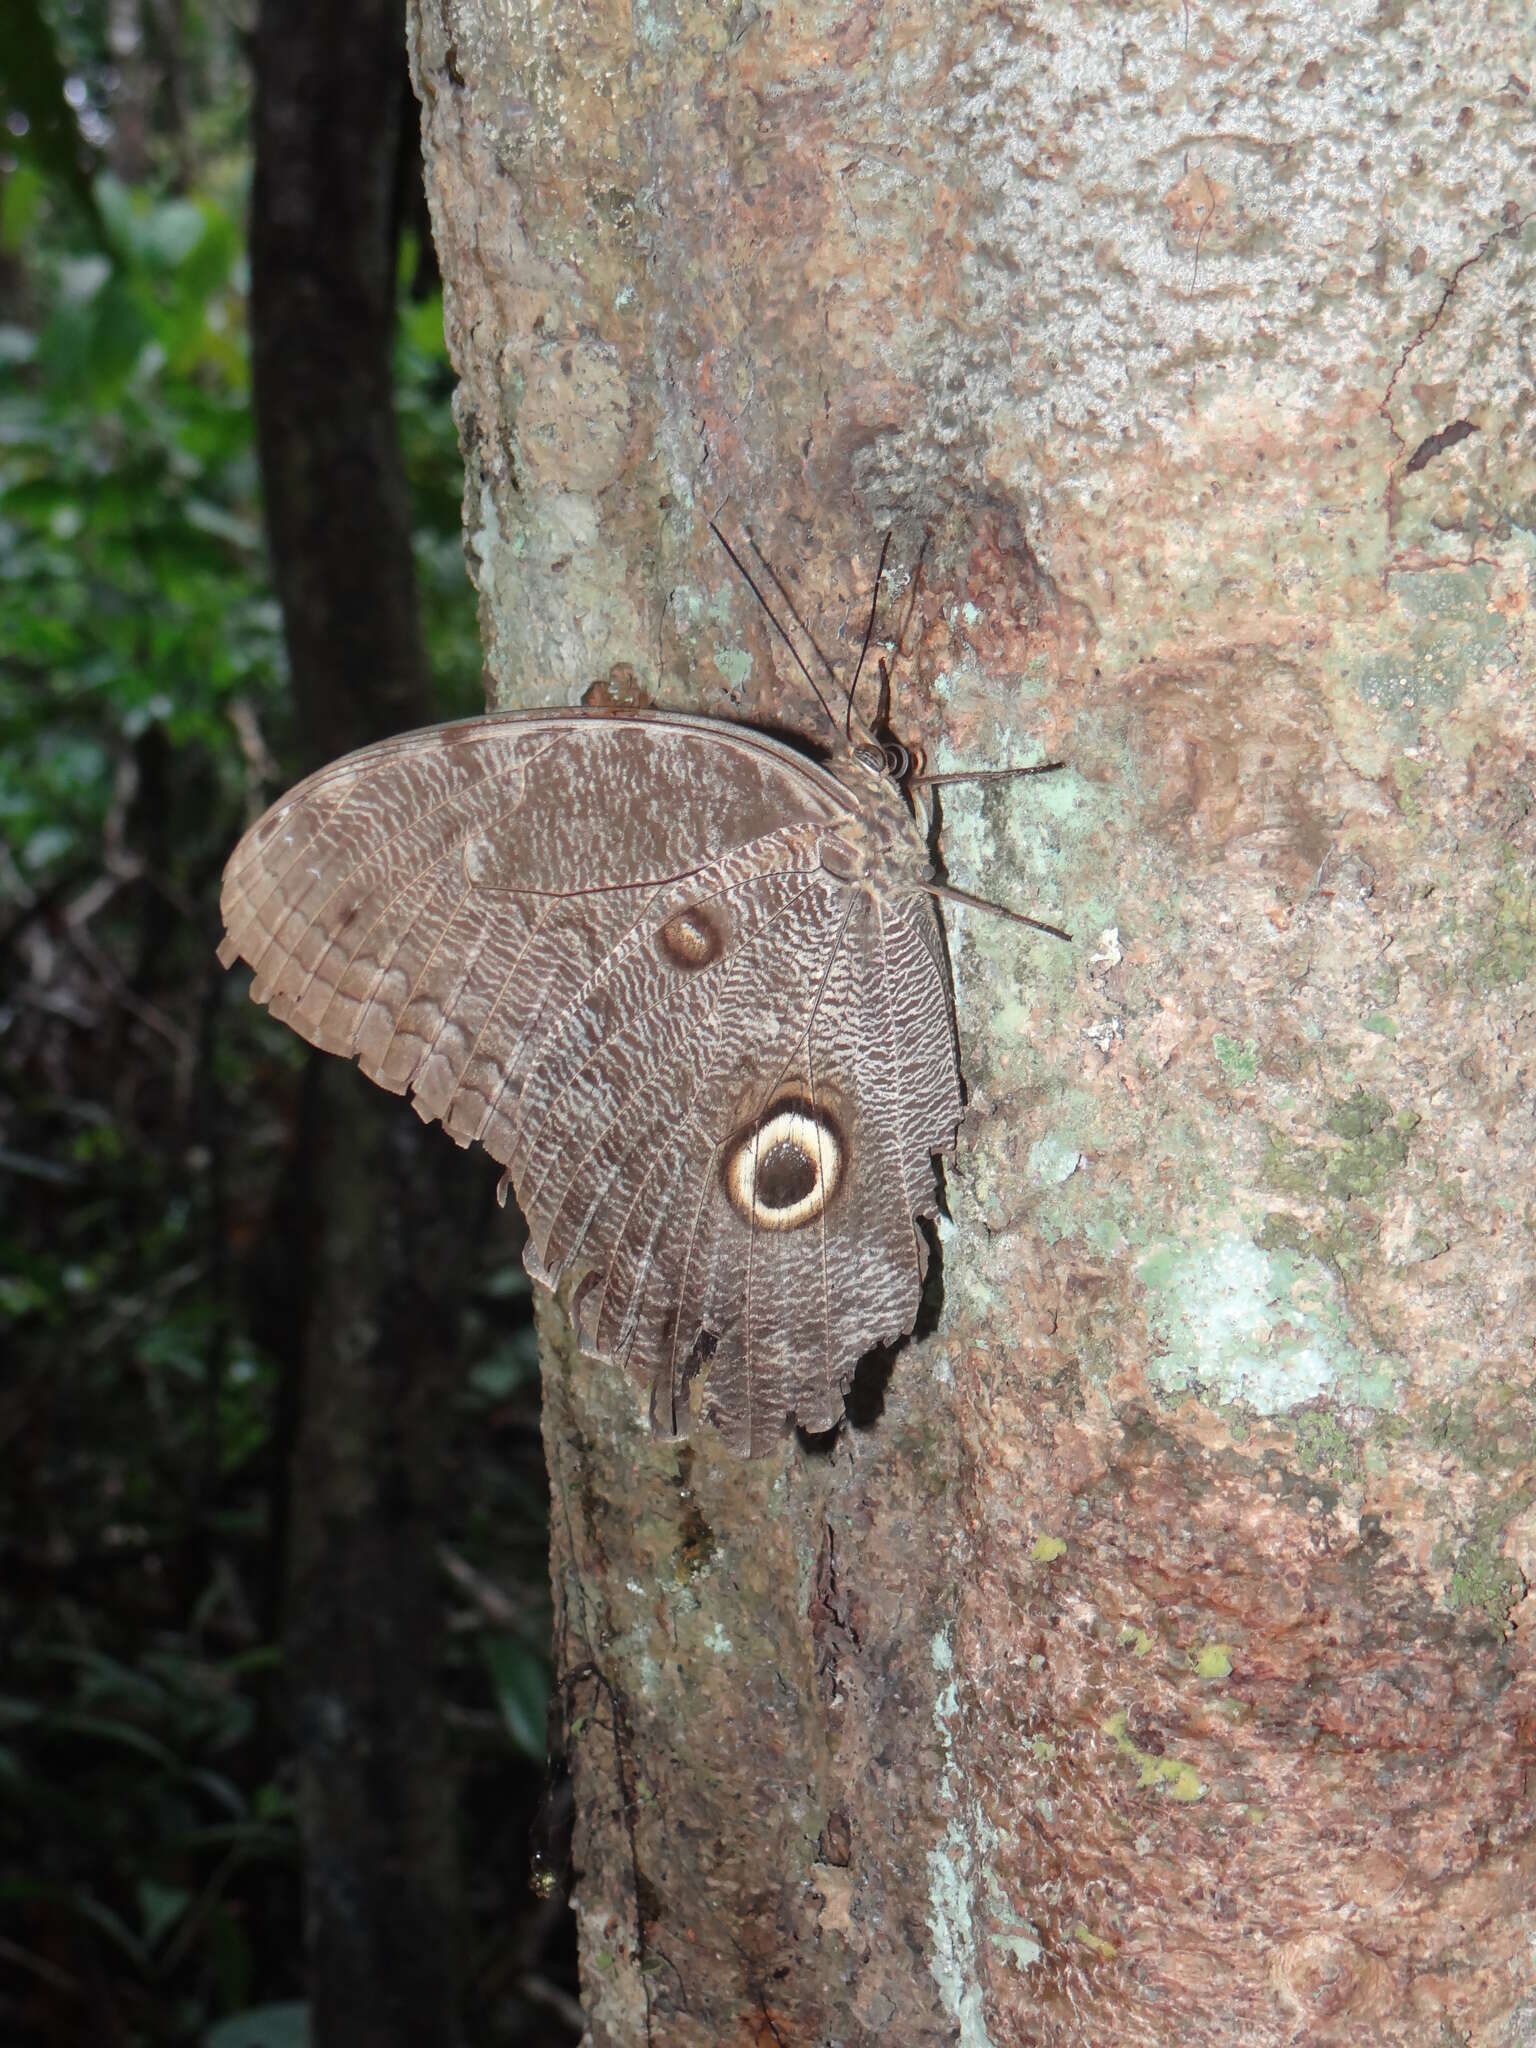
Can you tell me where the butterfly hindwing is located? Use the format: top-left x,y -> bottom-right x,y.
219,708 -> 963,1453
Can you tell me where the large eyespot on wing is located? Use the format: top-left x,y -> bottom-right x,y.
722,1097 -> 846,1232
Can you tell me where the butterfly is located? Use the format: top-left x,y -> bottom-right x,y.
217,527 -> 1065,1454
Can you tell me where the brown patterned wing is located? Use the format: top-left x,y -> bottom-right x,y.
218,709 -> 961,1453
217,709 -> 847,1116
556,884 -> 963,1455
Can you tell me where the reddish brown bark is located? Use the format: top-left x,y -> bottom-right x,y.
409,0 -> 1536,2038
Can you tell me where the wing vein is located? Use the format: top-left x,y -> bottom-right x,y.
664,895 -> 852,1393
873,897 -> 934,1293
237,739 -> 561,978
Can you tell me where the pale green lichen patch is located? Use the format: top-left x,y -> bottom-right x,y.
926,1832 -> 994,2048
992,1929 -> 1044,1970
1028,1133 -> 1083,1185
1138,1231 -> 1394,1415
1293,1407 -> 1361,1480
1446,1497 -> 1532,1630
1118,1625 -> 1154,1657
926,1642 -> 997,2047
925,1628 -> 1043,2039
711,642 -> 753,691
1263,1088 -> 1418,1205
1191,1643 -> 1234,1680
1390,755 -> 1430,824
1031,1533 -> 1068,1564
936,714 -> 1114,1002
1466,856 -> 1536,993
1213,1034 -> 1259,1085
983,1871 -> 1043,1972
1102,1711 -> 1205,1802
1341,568 -> 1504,728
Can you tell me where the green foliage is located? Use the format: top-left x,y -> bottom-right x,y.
0,0 -> 108,236
0,19 -> 561,2044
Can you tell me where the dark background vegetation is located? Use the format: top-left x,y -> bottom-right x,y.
1,4 -> 579,2041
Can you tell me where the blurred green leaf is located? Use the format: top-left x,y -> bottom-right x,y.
0,0 -> 105,239
482,1634 -> 551,1762
139,1876 -> 191,1947
205,2002 -> 311,2048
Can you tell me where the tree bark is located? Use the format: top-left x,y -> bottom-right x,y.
251,6 -> 467,2043
409,1 -> 1536,2040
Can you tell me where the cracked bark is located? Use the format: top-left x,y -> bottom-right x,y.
408,2 -> 1535,2041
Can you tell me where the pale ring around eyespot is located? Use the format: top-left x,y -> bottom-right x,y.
724,1107 -> 844,1232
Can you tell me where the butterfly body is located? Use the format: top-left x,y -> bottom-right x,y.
219,706 -> 962,1453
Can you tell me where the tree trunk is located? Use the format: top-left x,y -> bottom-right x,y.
251,6 -> 467,2042
409,2 -> 1536,2040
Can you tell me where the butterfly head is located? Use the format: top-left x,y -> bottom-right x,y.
851,737 -> 914,782
819,755 -> 935,900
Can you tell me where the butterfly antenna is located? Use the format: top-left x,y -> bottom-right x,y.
709,520 -> 842,740
873,528 -> 928,740
846,529 -> 892,740
744,531 -> 851,707
896,531 -> 929,659
924,881 -> 1071,943
910,760 -> 1067,788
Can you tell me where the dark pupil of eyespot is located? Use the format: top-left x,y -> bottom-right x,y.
756,1139 -> 817,1210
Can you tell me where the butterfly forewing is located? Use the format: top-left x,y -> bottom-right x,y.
218,709 -> 963,1454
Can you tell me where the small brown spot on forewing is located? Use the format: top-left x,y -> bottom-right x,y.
658,902 -> 727,970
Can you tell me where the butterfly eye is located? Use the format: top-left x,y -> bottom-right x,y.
724,1100 -> 845,1232
853,740 -> 910,780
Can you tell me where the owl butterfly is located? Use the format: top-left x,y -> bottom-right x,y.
218,527 -> 1066,1454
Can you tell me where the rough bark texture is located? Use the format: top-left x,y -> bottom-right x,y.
251,7 -> 468,2042
409,2 -> 1535,2041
